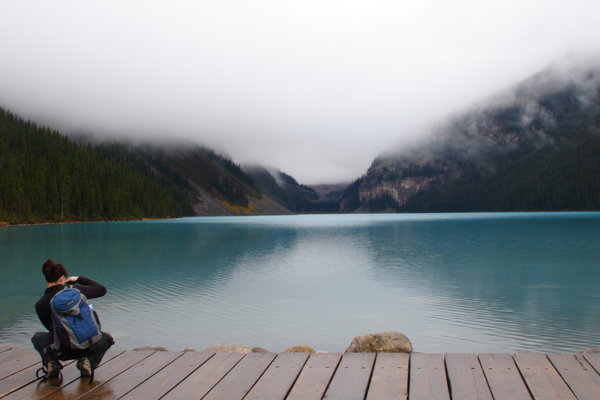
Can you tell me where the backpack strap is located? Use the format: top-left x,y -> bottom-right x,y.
50,287 -> 79,351
50,288 -> 68,352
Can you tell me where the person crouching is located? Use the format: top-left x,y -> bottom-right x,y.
31,259 -> 114,380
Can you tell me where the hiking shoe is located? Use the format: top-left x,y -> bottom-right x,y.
46,360 -> 62,379
77,357 -> 92,377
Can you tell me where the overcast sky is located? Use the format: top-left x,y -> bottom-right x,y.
1,1 -> 599,184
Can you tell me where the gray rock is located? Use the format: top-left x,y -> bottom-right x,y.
133,346 -> 168,352
284,345 -> 315,353
583,348 -> 600,354
252,347 -> 272,353
204,343 -> 253,354
345,331 -> 413,353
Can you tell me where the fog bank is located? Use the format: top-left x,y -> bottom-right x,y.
1,1 -> 599,184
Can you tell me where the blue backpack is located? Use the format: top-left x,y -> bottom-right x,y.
50,286 -> 102,350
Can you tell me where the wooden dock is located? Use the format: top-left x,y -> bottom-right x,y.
0,345 -> 599,399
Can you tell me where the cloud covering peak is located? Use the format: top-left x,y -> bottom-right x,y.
1,0 -> 600,183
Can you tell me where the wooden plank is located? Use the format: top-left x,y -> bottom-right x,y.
3,348 -> 597,400
445,353 -> 493,400
1,349 -> 124,400
285,352 -> 342,400
0,347 -> 28,364
0,350 -> 124,399
365,353 -> 409,400
77,351 -> 183,400
323,352 -> 376,400
1,360 -> 77,400
120,351 -> 214,400
0,347 -> 37,367
0,363 -> 41,398
0,347 -> 14,354
478,353 -> 531,400
548,353 -> 600,400
202,352 -> 276,400
243,352 -> 309,400
161,352 -> 243,400
41,349 -> 150,400
0,348 -> 40,380
409,353 -> 450,400
514,352 -> 577,400
583,351 -> 600,374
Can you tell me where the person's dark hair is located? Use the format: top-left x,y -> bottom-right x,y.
42,259 -> 68,283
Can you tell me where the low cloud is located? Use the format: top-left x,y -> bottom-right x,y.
1,0 -> 600,184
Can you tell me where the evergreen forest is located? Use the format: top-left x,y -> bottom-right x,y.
0,108 -> 191,223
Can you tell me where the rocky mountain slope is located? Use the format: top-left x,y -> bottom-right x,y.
340,58 -> 600,212
92,142 -> 292,216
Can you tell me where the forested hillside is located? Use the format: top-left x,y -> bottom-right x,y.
91,142 -> 267,215
0,107 -> 305,224
0,108 -> 192,223
399,129 -> 600,212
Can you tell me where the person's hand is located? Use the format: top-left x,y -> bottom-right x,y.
66,276 -> 79,283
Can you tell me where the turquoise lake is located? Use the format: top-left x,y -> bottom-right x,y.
1,212 -> 599,353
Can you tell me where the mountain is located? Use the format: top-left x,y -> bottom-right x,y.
0,108 -> 291,224
311,183 -> 349,203
5,57 -> 599,222
243,165 -> 340,213
340,58 -> 600,212
92,142 -> 290,216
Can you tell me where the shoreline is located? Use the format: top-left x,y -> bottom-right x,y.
0,216 -> 172,228
4,342 -> 599,354
3,209 -> 599,228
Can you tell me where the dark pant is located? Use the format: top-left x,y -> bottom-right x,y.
31,331 -> 114,369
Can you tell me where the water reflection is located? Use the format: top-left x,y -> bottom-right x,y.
0,221 -> 300,347
363,215 -> 600,352
1,213 -> 599,353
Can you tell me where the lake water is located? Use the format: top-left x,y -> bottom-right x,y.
1,212 -> 599,353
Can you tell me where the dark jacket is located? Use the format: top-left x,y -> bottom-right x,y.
35,276 -> 107,332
